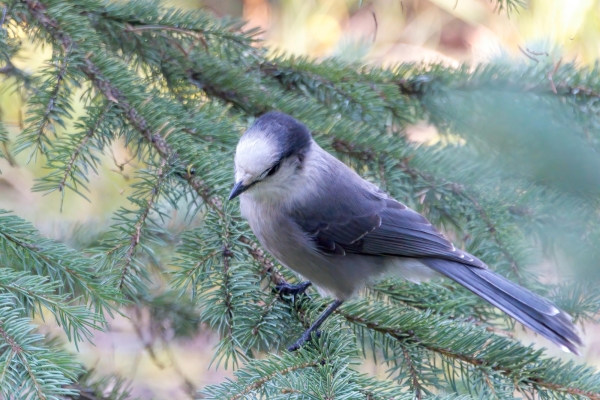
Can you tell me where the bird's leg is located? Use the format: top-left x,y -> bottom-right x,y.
275,281 -> 312,303
288,299 -> 344,352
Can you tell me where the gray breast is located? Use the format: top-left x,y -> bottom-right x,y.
240,194 -> 388,299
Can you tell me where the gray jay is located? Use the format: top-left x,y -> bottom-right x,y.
229,111 -> 582,353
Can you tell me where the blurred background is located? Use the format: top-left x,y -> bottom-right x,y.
2,0 -> 600,398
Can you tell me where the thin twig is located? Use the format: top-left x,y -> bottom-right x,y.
0,322 -> 46,400
118,158 -> 168,290
118,158 -> 167,290
164,345 -> 197,399
371,9 -> 378,42
57,103 -> 112,194
222,243 -> 234,341
125,24 -> 202,36
230,361 -> 319,400
401,346 -> 422,400
35,50 -> 70,150
525,48 -> 548,56
518,46 -> 538,62
130,307 -> 166,369
548,58 -> 561,95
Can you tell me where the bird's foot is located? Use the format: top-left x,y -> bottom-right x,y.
287,299 -> 344,351
287,329 -> 321,352
275,281 -> 312,302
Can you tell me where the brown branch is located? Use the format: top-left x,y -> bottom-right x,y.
80,57 -> 174,158
184,177 -> 225,219
483,371 -> 498,398
0,322 -> 45,400
130,307 -> 166,369
57,103 -> 112,193
0,230 -> 97,303
0,322 -> 22,353
518,46 -> 539,63
239,235 -> 286,286
401,346 -> 422,400
118,158 -> 168,290
222,243 -> 234,340
32,49 -> 70,154
164,345 -> 197,399
338,309 -> 600,400
229,361 -> 319,400
0,231 -> 42,252
251,295 -> 279,336
18,352 -> 46,400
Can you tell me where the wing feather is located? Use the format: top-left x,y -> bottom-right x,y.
293,194 -> 485,268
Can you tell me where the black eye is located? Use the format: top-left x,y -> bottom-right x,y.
266,161 -> 281,177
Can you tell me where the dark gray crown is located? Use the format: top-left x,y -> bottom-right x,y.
247,111 -> 312,159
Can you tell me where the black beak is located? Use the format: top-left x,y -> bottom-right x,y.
228,181 -> 248,200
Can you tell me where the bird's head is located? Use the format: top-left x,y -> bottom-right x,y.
229,112 -> 313,200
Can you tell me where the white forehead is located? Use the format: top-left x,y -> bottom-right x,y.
234,134 -> 278,177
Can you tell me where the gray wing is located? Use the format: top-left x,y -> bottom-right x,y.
290,168 -> 582,353
293,193 -> 486,269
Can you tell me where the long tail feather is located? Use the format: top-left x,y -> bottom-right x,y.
423,259 -> 582,354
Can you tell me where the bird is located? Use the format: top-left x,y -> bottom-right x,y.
228,111 -> 583,354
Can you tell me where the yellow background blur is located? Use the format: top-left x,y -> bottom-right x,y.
2,0 -> 600,398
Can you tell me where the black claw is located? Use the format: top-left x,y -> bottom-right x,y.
275,281 -> 312,302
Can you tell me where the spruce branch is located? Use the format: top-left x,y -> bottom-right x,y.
90,0 -> 257,50
401,346 -> 423,400
37,51 -> 69,138
13,48 -> 75,160
338,300 -> 600,399
230,360 -> 320,400
33,102 -> 115,206
0,317 -> 46,400
0,59 -> 37,94
0,211 -> 119,339
24,0 -> 273,309
117,158 -> 168,292
23,0 -> 175,161
203,334 -> 408,399
0,295 -> 80,399
55,103 -> 112,194
462,192 -> 523,281
0,268 -> 104,343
